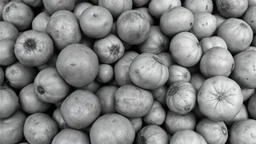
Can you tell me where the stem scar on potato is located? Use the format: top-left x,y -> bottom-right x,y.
219,0 -> 232,12
24,38 -> 37,51
167,85 -> 179,96
37,86 -> 45,94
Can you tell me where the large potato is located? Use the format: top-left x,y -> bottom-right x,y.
56,43 -> 99,87
60,90 -> 101,129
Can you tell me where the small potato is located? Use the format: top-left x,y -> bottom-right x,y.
46,10 -> 82,50
24,113 -> 58,144
116,10 -> 150,45
5,62 -> 37,89
95,85 -> 118,114
165,111 -> 197,134
19,83 -> 51,114
135,125 -> 168,144
143,101 -> 166,125
138,26 -> 169,54
242,88 -> 254,101
60,90 -> 101,129
80,6 -> 113,39
160,7 -> 194,37
114,51 -> 139,86
81,80 -> 102,93
34,67 -> 70,104
52,107 -> 68,130
2,1 -> 34,31
0,21 -> 19,41
93,34 -> 125,64
196,118 -> 228,144
14,30 -> 54,67
190,12 -> 217,40
73,2 -> 93,19
200,36 -> 228,53
114,84 -> 154,118
190,73 -> 206,92
168,64 -> 191,84
129,117 -> 143,132
166,81 -> 197,115
32,11 -> 50,32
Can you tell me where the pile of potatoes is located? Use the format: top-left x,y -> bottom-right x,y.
1,0 -> 256,144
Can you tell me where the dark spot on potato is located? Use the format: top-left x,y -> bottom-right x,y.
240,22 -> 248,28
109,44 -> 120,56
10,69 -> 17,75
136,11 -> 145,20
246,78 -> 249,80
168,4 -> 173,9
71,63 -> 76,67
184,72 -> 188,78
251,133 -> 256,139
37,86 -> 45,94
5,6 -> 9,12
111,119 -> 117,123
5,3 -> 17,13
24,38 -> 37,51
136,136 -> 147,144
152,56 -> 165,65
53,30 -> 60,39
190,22 -> 193,26
93,13 -> 98,17
219,0 -> 231,12
221,126 -> 228,135
167,85 -> 179,96
184,106 -> 191,111
206,5 -> 208,10
217,94 -> 225,101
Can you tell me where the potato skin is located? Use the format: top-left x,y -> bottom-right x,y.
229,119 -> 256,144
